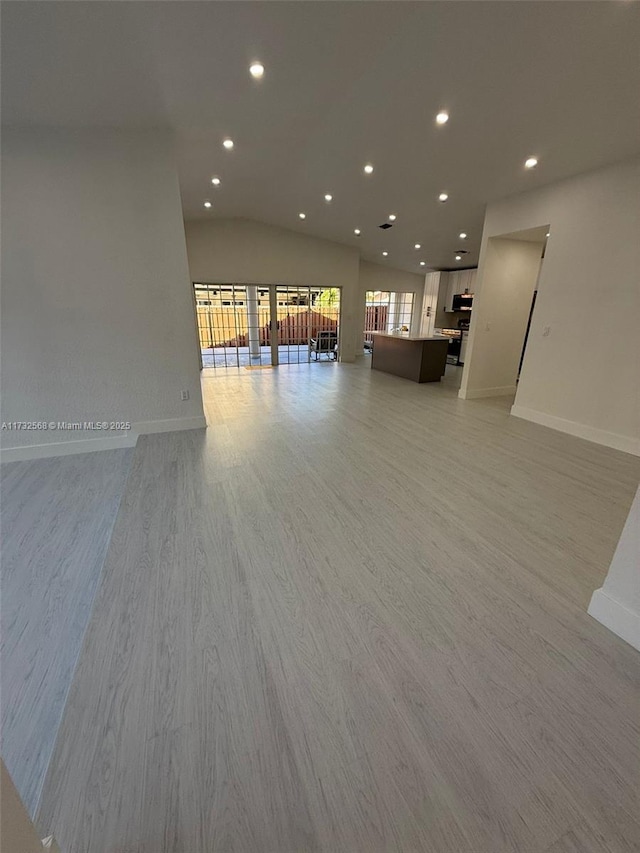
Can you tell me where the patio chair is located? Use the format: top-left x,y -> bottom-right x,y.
309,330 -> 338,360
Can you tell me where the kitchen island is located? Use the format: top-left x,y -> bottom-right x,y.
370,332 -> 449,383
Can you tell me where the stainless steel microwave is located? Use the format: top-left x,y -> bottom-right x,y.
452,293 -> 473,311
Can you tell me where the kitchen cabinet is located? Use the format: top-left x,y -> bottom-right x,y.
420,271 -> 442,336
445,268 -> 477,312
458,331 -> 469,365
444,273 -> 455,313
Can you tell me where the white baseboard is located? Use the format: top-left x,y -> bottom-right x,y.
588,588 -> 640,651
133,416 -> 207,435
458,385 -> 517,400
510,405 -> 640,457
0,433 -> 137,463
0,416 -> 207,463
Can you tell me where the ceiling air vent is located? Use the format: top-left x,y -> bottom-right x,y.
379,222 -> 393,230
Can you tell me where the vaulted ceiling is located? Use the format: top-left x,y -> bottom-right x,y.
3,1 -> 639,272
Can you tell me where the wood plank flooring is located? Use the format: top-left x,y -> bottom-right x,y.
35,362 -> 640,852
1,448 -> 133,815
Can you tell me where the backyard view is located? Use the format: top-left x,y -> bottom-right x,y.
194,284 -> 341,368
194,285 -> 415,369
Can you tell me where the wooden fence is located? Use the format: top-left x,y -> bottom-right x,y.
197,306 -> 339,349
364,305 -> 388,336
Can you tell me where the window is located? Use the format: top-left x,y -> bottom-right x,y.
363,290 -> 414,352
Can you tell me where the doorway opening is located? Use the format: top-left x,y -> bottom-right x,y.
363,291 -> 415,353
194,284 -> 341,370
459,224 -> 547,401
519,289 -> 538,378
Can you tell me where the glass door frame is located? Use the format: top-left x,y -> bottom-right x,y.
193,282 -> 342,370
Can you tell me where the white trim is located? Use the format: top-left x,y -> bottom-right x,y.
510,405 -> 640,457
0,416 -> 207,463
458,385 -> 517,400
133,416 -> 207,435
588,588 -> 640,652
0,433 -> 136,463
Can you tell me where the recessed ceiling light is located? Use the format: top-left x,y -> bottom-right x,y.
420,261 -> 426,266
414,243 -> 421,250
249,62 -> 264,79
382,251 -> 388,257
223,138 -> 234,150
546,231 -> 550,237
459,232 -> 467,239
203,201 -> 212,208
439,193 -> 449,202
388,214 -> 397,221
354,228 -> 361,235
364,163 -> 374,174
436,111 -> 449,125
298,212 -> 306,219
524,157 -> 538,169
211,176 -> 221,186
324,194 -> 333,202
455,254 -> 462,261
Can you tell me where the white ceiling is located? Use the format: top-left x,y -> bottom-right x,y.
3,1 -> 639,273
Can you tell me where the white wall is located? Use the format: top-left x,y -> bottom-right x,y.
358,259 -> 424,296
589,485 -> 640,651
460,238 -> 543,398
185,218 -> 361,360
462,157 -> 640,455
1,129 -> 205,460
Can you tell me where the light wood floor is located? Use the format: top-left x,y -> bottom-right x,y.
35,362 -> 640,852
1,449 -> 133,814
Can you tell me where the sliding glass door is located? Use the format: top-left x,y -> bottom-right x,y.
194,283 -> 341,370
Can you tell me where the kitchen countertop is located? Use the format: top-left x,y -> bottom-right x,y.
369,332 -> 450,342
